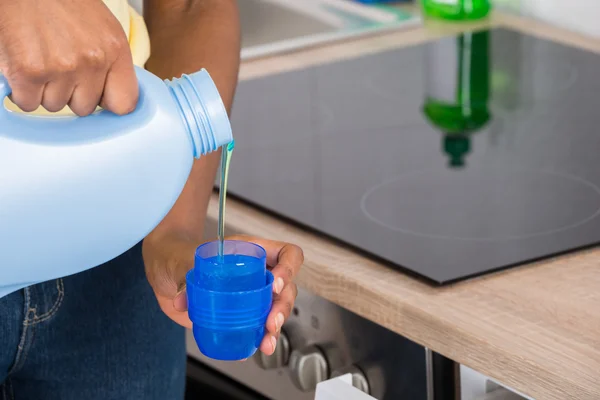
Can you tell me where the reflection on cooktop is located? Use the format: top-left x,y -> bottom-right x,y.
224,28 -> 600,284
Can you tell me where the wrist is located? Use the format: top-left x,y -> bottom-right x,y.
144,226 -> 198,248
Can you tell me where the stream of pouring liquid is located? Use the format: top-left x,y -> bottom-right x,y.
218,140 -> 235,258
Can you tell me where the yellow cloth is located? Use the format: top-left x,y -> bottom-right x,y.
4,1 -> 151,115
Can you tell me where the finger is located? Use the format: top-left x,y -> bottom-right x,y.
68,74 -> 106,116
9,81 -> 45,112
259,332 -> 279,356
156,293 -> 192,329
100,50 -> 138,115
173,288 -> 188,312
269,243 -> 303,295
41,78 -> 76,113
260,283 -> 298,356
265,283 -> 297,335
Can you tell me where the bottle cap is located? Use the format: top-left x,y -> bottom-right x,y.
186,240 -> 273,361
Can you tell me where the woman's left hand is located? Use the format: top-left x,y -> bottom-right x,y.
143,233 -> 303,356
228,235 -> 303,355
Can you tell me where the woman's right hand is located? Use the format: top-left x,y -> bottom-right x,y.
0,0 -> 138,116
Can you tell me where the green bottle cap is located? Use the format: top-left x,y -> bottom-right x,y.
444,134 -> 471,168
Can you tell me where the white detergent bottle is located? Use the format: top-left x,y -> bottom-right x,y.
0,66 -> 233,298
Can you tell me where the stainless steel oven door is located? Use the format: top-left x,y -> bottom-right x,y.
186,288 -> 428,400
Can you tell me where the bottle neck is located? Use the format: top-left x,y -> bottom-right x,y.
165,70 -> 233,158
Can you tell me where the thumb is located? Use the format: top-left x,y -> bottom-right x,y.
143,234 -> 197,311
100,47 -> 139,115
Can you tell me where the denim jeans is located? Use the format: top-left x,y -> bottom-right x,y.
0,242 -> 186,400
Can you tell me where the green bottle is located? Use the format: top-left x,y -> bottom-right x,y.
422,0 -> 491,21
422,30 -> 491,167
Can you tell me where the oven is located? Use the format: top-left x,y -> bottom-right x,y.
185,287 -> 458,400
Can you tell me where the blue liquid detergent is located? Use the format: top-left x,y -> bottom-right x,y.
217,140 -> 235,257
195,254 -> 266,292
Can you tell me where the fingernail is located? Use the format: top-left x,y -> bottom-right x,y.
173,290 -> 188,312
270,336 -> 277,353
274,277 -> 284,294
275,312 -> 285,333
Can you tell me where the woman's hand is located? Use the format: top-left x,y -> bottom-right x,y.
0,0 -> 138,116
143,233 -> 303,356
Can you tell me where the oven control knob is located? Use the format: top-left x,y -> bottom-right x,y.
289,345 -> 329,392
254,331 -> 290,369
331,365 -> 370,394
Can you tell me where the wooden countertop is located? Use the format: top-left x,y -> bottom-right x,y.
208,10 -> 600,400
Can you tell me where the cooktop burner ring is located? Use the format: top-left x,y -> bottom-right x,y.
360,167 -> 600,242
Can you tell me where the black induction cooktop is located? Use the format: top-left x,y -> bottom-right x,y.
225,28 -> 600,284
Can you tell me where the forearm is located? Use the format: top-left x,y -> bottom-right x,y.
143,0 -> 240,242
